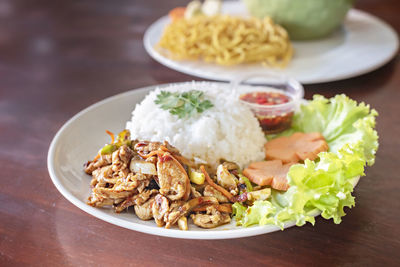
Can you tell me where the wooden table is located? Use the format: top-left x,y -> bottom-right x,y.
1,0 -> 399,266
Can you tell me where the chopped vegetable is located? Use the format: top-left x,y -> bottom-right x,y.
200,165 -> 234,202
129,160 -> 157,175
116,129 -> 131,147
92,153 -> 100,162
99,130 -> 131,156
105,130 -> 115,144
238,174 -> 253,192
154,90 -> 213,119
100,144 -> 117,155
189,168 -> 205,185
247,188 -> 271,202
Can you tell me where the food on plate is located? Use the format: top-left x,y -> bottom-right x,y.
242,132 -> 328,191
84,81 -> 378,231
243,0 -> 355,40
239,90 -> 295,133
233,95 -> 378,228
126,82 -> 266,169
240,91 -> 291,106
265,132 -> 329,163
154,90 -> 213,119
158,12 -> 293,67
85,134 -> 262,229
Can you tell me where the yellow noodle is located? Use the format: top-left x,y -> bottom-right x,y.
158,15 -> 293,67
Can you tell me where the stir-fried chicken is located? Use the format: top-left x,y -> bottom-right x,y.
203,185 -> 229,203
114,189 -> 158,213
216,164 -> 239,195
84,154 -> 112,175
134,140 -> 180,157
152,194 -> 170,227
84,133 -> 265,230
191,206 -> 231,228
157,152 -> 190,201
134,197 -> 155,220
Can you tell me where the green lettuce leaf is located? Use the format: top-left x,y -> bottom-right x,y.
233,94 -> 379,229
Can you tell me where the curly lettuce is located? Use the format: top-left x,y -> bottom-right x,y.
233,94 -> 379,229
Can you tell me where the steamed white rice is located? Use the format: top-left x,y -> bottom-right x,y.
126,81 -> 266,168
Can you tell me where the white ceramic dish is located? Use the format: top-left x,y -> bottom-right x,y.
143,2 -> 398,84
47,82 -> 359,239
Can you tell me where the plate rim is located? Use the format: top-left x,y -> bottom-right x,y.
143,6 -> 399,84
47,82 -> 359,239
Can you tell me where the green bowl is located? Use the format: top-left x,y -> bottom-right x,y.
243,0 -> 355,40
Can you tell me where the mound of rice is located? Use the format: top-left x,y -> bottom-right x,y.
126,82 -> 266,168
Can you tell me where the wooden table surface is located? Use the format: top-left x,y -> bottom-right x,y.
1,0 -> 399,266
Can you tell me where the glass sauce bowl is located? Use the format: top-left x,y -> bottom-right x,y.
232,73 -> 304,134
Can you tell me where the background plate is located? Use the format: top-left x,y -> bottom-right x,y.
144,2 -> 399,84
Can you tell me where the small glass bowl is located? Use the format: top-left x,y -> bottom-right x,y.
231,73 -> 304,134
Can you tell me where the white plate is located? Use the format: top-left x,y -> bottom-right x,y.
144,2 -> 399,84
47,82 -> 359,239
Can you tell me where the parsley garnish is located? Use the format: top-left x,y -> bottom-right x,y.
154,90 -> 214,119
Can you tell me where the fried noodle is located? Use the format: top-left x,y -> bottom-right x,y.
158,15 -> 293,67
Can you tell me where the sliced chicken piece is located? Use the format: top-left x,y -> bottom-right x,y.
203,185 -> 229,203
112,145 -> 134,178
157,152 -> 189,201
134,197 -> 155,220
164,197 -> 219,228
216,164 -> 238,195
192,204 -> 232,213
92,187 -> 134,199
177,216 -> 188,231
191,206 -> 230,229
130,160 -> 157,175
243,160 -> 294,191
134,189 -> 158,206
134,141 -> 160,154
87,194 -> 116,208
136,178 -> 151,194
221,161 -> 239,171
152,194 -> 170,227
114,189 -> 158,213
190,186 -> 202,198
90,165 -> 114,187
84,154 -> 112,174
265,132 -> 329,163
164,200 -> 186,229
134,141 -> 180,157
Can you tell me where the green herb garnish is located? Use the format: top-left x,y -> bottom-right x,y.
154,90 -> 213,118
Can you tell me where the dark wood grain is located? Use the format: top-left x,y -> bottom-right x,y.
1,0 -> 399,266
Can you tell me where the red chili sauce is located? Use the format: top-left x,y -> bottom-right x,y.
240,91 -> 294,134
